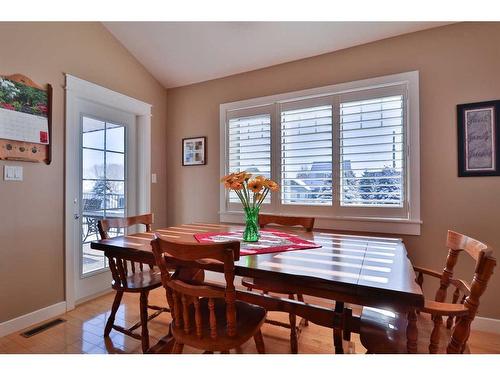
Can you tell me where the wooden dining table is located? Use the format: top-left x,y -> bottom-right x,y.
91,222 -> 424,354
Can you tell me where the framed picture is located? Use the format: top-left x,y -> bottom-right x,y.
457,100 -> 500,177
182,136 -> 206,166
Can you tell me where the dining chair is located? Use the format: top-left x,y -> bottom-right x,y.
241,214 -> 315,354
151,235 -> 267,354
98,214 -> 169,353
360,230 -> 496,354
81,197 -> 103,241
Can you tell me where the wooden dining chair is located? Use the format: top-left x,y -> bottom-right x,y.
98,214 -> 169,353
360,230 -> 496,354
151,235 -> 267,354
241,214 -> 315,354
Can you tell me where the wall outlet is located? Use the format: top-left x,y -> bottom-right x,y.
4,165 -> 23,181
151,173 -> 157,184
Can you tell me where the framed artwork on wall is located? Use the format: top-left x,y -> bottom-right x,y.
457,100 -> 500,177
182,136 -> 206,166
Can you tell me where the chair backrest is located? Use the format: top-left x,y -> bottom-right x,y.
98,213 -> 153,239
98,214 -> 154,289
258,214 -> 315,232
151,235 -> 240,338
436,231 -> 496,352
435,231 -> 495,305
83,197 -> 102,211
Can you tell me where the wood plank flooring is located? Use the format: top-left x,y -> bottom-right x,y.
1,287 -> 499,354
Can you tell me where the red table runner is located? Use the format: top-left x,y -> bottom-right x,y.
194,229 -> 321,256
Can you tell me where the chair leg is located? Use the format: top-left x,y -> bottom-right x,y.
104,290 -> 123,337
139,290 -> 150,353
429,315 -> 442,354
297,294 -> 308,326
254,329 -> 266,354
171,341 -> 184,354
288,294 -> 298,354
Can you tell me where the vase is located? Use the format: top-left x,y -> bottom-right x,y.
243,206 -> 260,242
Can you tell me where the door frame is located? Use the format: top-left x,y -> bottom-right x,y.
64,74 -> 152,310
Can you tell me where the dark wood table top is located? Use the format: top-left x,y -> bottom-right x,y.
91,223 -> 424,310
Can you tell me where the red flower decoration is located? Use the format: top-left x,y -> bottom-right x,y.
1,103 -> 15,110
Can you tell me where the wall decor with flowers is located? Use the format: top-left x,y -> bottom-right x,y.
0,73 -> 52,164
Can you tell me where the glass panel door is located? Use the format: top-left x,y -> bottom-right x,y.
81,116 -> 126,276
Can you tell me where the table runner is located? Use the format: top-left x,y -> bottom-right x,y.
194,229 -> 321,256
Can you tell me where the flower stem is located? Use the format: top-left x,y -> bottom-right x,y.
256,188 -> 269,208
234,189 -> 248,209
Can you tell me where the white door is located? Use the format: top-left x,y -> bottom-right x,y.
71,99 -> 137,303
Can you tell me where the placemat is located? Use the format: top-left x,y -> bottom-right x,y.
194,229 -> 321,256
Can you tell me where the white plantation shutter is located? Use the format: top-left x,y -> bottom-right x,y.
280,103 -> 333,205
339,94 -> 405,207
227,113 -> 271,203
221,72 -> 419,233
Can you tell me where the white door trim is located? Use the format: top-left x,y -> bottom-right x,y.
64,74 -> 152,310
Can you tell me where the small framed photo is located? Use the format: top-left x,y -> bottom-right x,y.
457,100 -> 500,177
182,136 -> 207,166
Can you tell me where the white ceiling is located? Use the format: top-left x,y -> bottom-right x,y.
103,22 -> 450,88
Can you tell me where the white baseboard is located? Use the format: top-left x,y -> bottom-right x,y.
471,316 -> 500,334
75,288 -> 112,307
0,301 -> 67,338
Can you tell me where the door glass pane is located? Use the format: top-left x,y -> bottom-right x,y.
106,125 -> 125,152
82,149 -> 104,179
82,117 -> 105,149
106,181 -> 125,209
106,152 -> 125,180
81,116 -> 126,275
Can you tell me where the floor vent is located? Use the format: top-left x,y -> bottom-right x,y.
21,318 -> 66,338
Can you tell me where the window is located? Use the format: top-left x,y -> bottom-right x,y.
339,95 -> 404,207
281,103 -> 333,206
220,72 -> 420,235
228,113 -> 271,204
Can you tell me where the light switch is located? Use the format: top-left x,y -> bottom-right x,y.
4,165 -> 23,181
151,173 -> 157,184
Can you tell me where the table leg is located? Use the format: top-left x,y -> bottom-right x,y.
333,301 -> 344,354
406,309 -> 418,353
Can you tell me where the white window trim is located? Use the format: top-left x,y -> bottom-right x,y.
219,71 -> 421,236
64,74 -> 152,310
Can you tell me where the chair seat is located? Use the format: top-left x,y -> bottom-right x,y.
360,307 -> 470,354
171,298 -> 266,352
112,269 -> 163,292
241,277 -> 297,295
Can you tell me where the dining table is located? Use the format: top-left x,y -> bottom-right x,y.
90,222 -> 424,354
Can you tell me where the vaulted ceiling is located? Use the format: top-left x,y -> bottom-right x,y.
103,22 -> 450,88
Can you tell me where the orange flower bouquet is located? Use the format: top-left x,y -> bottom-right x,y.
220,171 -> 279,242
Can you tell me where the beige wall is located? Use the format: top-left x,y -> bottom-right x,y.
166,22 -> 500,319
0,22 -> 168,322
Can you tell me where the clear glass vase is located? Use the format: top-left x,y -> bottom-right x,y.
243,206 -> 260,242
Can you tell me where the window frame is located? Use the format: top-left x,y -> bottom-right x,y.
219,71 -> 421,235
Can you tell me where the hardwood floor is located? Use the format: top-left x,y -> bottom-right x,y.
1,287 -> 499,354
